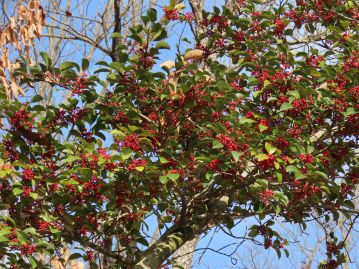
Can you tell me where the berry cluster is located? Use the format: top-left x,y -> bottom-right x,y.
22,186 -> 32,197
258,189 -> 274,206
306,55 -> 323,67
274,18 -> 286,36
128,159 -> 147,171
299,153 -> 314,163
217,134 -> 239,151
10,109 -> 32,130
208,159 -> 222,171
22,168 -> 34,181
20,243 -> 36,256
37,220 -> 50,233
258,154 -> 275,170
122,134 -> 142,152
163,7 -> 179,21
288,98 -> 309,115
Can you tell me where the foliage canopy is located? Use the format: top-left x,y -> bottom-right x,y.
0,0 -> 358,268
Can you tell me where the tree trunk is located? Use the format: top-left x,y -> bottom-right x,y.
134,221 -> 204,269
172,237 -> 199,269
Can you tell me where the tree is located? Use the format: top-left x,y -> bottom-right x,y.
0,0 -> 358,268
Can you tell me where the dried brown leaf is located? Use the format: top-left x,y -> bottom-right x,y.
62,247 -> 71,263
18,5 -> 29,20
29,0 -> 40,10
9,17 -> 16,29
50,259 -> 66,269
10,78 -> 24,96
0,49 -> 10,69
0,30 -> 5,46
184,49 -> 204,61
5,27 -> 18,44
161,60 -> 175,69
20,26 -> 28,45
27,24 -> 36,39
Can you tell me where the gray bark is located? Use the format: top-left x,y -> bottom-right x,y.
134,220 -> 205,269
172,237 -> 200,269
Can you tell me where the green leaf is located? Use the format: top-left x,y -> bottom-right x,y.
286,165 -> 306,179
310,69 -> 321,77
231,151 -> 241,162
253,90 -> 262,98
62,149 -> 74,155
29,256 -> 37,268
40,52 -> 52,66
0,228 -> 11,236
111,129 -> 125,136
32,105 -> 46,111
111,32 -> 122,38
137,237 -> 149,247
153,29 -> 167,41
135,166 -> 145,172
239,117 -> 256,125
159,157 -> 169,164
60,61 -> 80,71
16,231 -> 28,243
212,140 -> 224,149
248,229 -> 258,237
343,107 -> 357,116
109,62 -> 125,73
156,41 -> 170,50
31,95 -> 43,103
256,154 -> 268,161
344,200 -> 355,209
248,76 -> 259,86
82,58 -> 90,71
160,94 -> 167,100
206,171 -> 214,180
13,188 -> 23,196
169,0 -> 176,8
287,90 -> 300,98
121,148 -> 133,160
256,179 -> 268,189
274,191 -> 289,206
69,253 -> 83,260
274,161 -> 280,169
30,192 -> 39,200
315,171 -> 327,179
23,228 -> 37,235
0,236 -> 9,242
168,173 -> 180,181
64,156 -> 82,163
259,124 -> 268,132
279,103 -> 293,112
147,8 -> 157,22
307,145 -> 314,154
159,175 -> 169,184
321,186 -> 330,194
265,142 -> 276,154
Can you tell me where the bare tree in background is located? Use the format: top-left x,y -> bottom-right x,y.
1,0 -> 160,104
